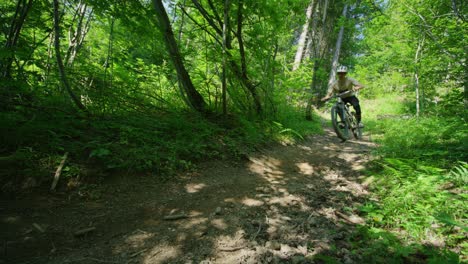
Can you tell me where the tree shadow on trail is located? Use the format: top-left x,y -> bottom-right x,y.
1,129 -> 461,263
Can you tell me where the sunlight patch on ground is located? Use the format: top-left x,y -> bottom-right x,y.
265,209 -> 293,237
214,229 -> 248,262
113,230 -> 156,261
248,156 -> 283,176
179,213 -> 208,229
211,218 -> 229,230
296,162 -> 314,175
185,183 -> 207,193
143,244 -> 181,264
317,207 -> 338,221
298,145 -> 312,151
268,194 -> 303,208
122,230 -> 155,249
241,197 -> 265,207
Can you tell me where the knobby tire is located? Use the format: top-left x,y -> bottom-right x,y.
331,105 -> 350,141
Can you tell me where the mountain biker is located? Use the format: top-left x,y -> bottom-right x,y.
321,65 -> 365,127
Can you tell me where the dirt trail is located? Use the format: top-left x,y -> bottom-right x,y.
1,128 -> 375,264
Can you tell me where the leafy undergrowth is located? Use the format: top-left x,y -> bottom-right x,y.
350,94 -> 467,263
0,105 -> 321,195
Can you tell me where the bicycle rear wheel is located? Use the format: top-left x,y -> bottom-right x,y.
331,105 -> 350,141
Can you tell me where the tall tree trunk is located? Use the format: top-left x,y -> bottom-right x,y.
236,0 -> 261,114
293,1 -> 314,71
188,0 -> 261,114
322,0 -> 329,23
45,32 -> 54,81
104,17 -> 115,90
327,4 -> 348,90
153,0 -> 206,112
177,0 -> 188,41
222,0 -> 231,115
65,1 -> 93,67
414,35 -> 425,118
304,0 -> 319,60
451,0 -> 464,21
2,0 -> 33,79
52,0 -> 86,111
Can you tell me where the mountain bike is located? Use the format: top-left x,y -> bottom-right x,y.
328,90 -> 362,141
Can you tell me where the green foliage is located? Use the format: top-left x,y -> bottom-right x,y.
371,116 -> 467,162
356,91 -> 467,262
445,162 -> 468,188
1,98 -> 324,192
348,226 -> 461,263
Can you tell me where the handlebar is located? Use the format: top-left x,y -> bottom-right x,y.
337,90 -> 354,97
322,90 -> 353,102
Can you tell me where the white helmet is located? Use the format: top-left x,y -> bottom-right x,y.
337,65 -> 348,73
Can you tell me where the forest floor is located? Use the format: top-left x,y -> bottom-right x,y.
1,126 -> 376,264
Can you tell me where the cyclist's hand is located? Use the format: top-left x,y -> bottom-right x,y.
353,86 -> 363,91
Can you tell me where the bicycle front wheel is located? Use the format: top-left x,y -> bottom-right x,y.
331,105 -> 350,141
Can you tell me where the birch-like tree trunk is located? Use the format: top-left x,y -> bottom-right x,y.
222,0 -> 231,115
153,0 -> 206,112
65,1 -> 93,67
292,1 -> 314,71
104,17 -> 115,90
52,0 -> 86,111
236,0 -> 262,114
414,35 -> 425,118
326,4 -> 348,90
2,0 -> 33,78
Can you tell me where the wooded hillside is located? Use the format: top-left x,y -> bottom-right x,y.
1,0 -> 466,262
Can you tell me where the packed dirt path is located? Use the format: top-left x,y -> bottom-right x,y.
1,127 -> 376,264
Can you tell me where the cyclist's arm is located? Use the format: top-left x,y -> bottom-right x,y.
350,78 -> 364,91
321,84 -> 336,101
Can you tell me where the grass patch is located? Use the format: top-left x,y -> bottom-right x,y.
353,96 -> 467,262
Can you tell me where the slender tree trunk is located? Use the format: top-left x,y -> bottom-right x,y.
65,1 -> 93,67
451,0 -> 464,21
293,1 -> 314,71
327,4 -> 348,90
104,17 -> 115,90
222,0 -> 231,115
45,32 -> 54,81
188,0 -> 261,114
414,36 -> 425,118
322,0 -> 329,23
2,0 -> 33,79
177,0 -> 188,41
52,0 -> 86,111
304,0 -> 319,60
153,0 -> 206,112
236,0 -> 261,114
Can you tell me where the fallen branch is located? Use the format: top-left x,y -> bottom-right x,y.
74,227 -> 96,237
33,223 -> 45,233
163,214 -> 189,221
219,246 -> 245,252
71,257 -> 118,263
50,152 -> 68,191
335,211 -> 364,225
